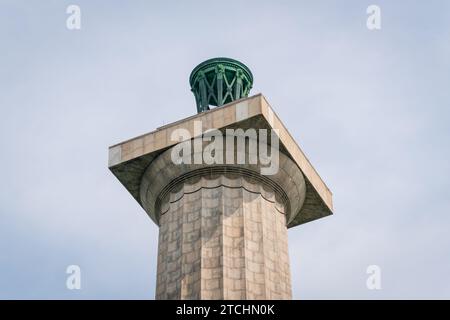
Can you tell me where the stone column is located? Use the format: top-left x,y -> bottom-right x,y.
155,174 -> 291,299
140,141 -> 306,300
109,94 -> 334,301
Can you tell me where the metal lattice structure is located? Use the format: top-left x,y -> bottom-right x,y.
189,57 -> 253,113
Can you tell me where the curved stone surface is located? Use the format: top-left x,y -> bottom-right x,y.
155,175 -> 291,300
140,140 -> 306,226
141,137 -> 305,300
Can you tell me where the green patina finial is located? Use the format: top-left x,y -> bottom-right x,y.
189,57 -> 253,113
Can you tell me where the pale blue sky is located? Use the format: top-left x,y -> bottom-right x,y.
1,0 -> 449,299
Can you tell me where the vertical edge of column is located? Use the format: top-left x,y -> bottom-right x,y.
155,202 -> 168,299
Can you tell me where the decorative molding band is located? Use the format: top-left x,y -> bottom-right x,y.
157,169 -> 289,218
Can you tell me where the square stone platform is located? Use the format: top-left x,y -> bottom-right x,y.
108,94 -> 333,228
